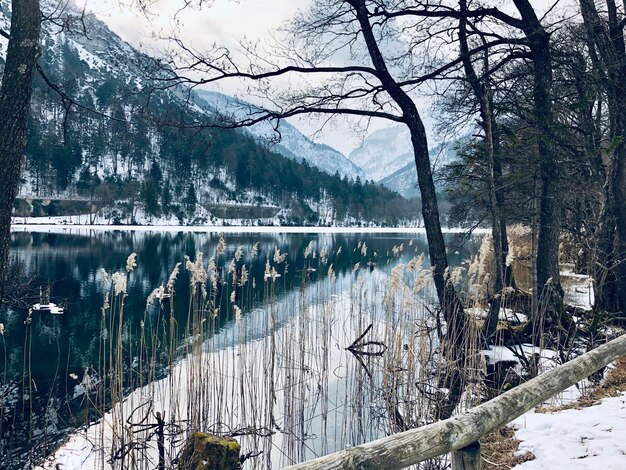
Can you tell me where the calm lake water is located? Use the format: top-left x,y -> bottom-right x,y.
0,228 -> 481,469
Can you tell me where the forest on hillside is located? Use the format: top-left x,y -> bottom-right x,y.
6,8 -> 416,226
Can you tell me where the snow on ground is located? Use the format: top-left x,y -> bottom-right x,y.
513,392 -> 626,469
11,210 -> 281,228
482,344 -> 586,405
562,270 -> 595,312
72,42 -> 110,71
475,269 -> 622,469
482,344 -> 542,364
467,306 -> 528,324
11,222 -> 490,235
469,266 -> 595,325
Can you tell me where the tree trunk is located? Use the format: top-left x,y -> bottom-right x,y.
605,0 -> 626,316
512,0 -> 564,332
350,0 -> 467,418
458,0 -> 505,345
0,0 -> 41,305
407,117 -> 466,346
492,117 -> 515,289
579,0 -> 626,316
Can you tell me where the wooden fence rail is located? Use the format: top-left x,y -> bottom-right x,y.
284,333 -> 626,470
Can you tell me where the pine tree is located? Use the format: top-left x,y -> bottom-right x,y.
142,180 -> 160,219
183,184 -> 198,216
161,184 -> 173,216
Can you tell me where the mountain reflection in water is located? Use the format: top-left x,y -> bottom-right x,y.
0,229 -> 480,469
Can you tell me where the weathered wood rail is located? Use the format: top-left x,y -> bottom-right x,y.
284,333 -> 626,470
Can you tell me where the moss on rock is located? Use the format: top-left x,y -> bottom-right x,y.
176,432 -> 240,470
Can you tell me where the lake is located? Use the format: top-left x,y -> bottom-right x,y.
0,228 -> 482,469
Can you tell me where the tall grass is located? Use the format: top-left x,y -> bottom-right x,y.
37,236 -> 491,470
1,228 -> 607,469
27,229 -> 597,469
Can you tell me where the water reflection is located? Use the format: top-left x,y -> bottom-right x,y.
1,230 -> 480,469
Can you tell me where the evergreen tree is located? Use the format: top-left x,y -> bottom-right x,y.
141,180 -> 160,219
161,183 -> 173,216
183,184 -> 198,215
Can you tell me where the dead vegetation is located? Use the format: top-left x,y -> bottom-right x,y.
480,425 -> 535,469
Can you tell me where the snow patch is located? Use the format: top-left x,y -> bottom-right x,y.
513,392 -> 626,469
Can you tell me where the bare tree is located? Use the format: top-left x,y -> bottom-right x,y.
151,0 -> 495,418
507,0 -> 564,334
399,0 -> 565,332
458,0 -> 511,343
449,0 -> 570,339
579,0 -> 626,317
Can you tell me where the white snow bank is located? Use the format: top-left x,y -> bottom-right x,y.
482,345 -> 585,404
11,223 -> 490,235
467,307 -> 528,324
561,267 -> 595,312
513,392 -> 626,469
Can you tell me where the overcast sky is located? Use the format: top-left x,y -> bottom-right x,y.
76,0 -> 571,155
61,0 -> 577,155
86,0 -> 302,53
84,0 -> 397,155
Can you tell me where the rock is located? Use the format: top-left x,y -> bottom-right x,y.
176,432 -> 240,470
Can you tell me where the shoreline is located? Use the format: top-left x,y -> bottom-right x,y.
10,223 -> 490,234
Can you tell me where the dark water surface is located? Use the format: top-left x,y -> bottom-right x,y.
0,229 -> 480,468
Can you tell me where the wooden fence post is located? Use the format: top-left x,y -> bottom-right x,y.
451,441 -> 481,470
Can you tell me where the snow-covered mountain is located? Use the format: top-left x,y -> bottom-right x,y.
379,162 -> 420,199
1,1 -> 415,226
348,126 -> 414,182
196,91 -> 365,180
378,141 -> 459,198
348,124 -> 461,198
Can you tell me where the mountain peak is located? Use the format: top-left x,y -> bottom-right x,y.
196,90 -> 365,180
348,125 -> 413,182
349,125 -> 462,198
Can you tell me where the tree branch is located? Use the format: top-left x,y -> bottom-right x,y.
370,5 -> 526,30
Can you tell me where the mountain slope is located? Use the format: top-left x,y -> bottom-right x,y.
348,126 -> 414,182
378,141 -> 460,199
379,162 -> 420,199
196,90 -> 365,180
1,1 -> 414,226
349,124 -> 462,198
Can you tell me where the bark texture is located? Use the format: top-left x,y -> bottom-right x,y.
512,0 -> 564,329
579,0 -> 626,316
0,0 -> 41,304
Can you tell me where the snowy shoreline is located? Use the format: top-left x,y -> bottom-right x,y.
10,223 -> 490,235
